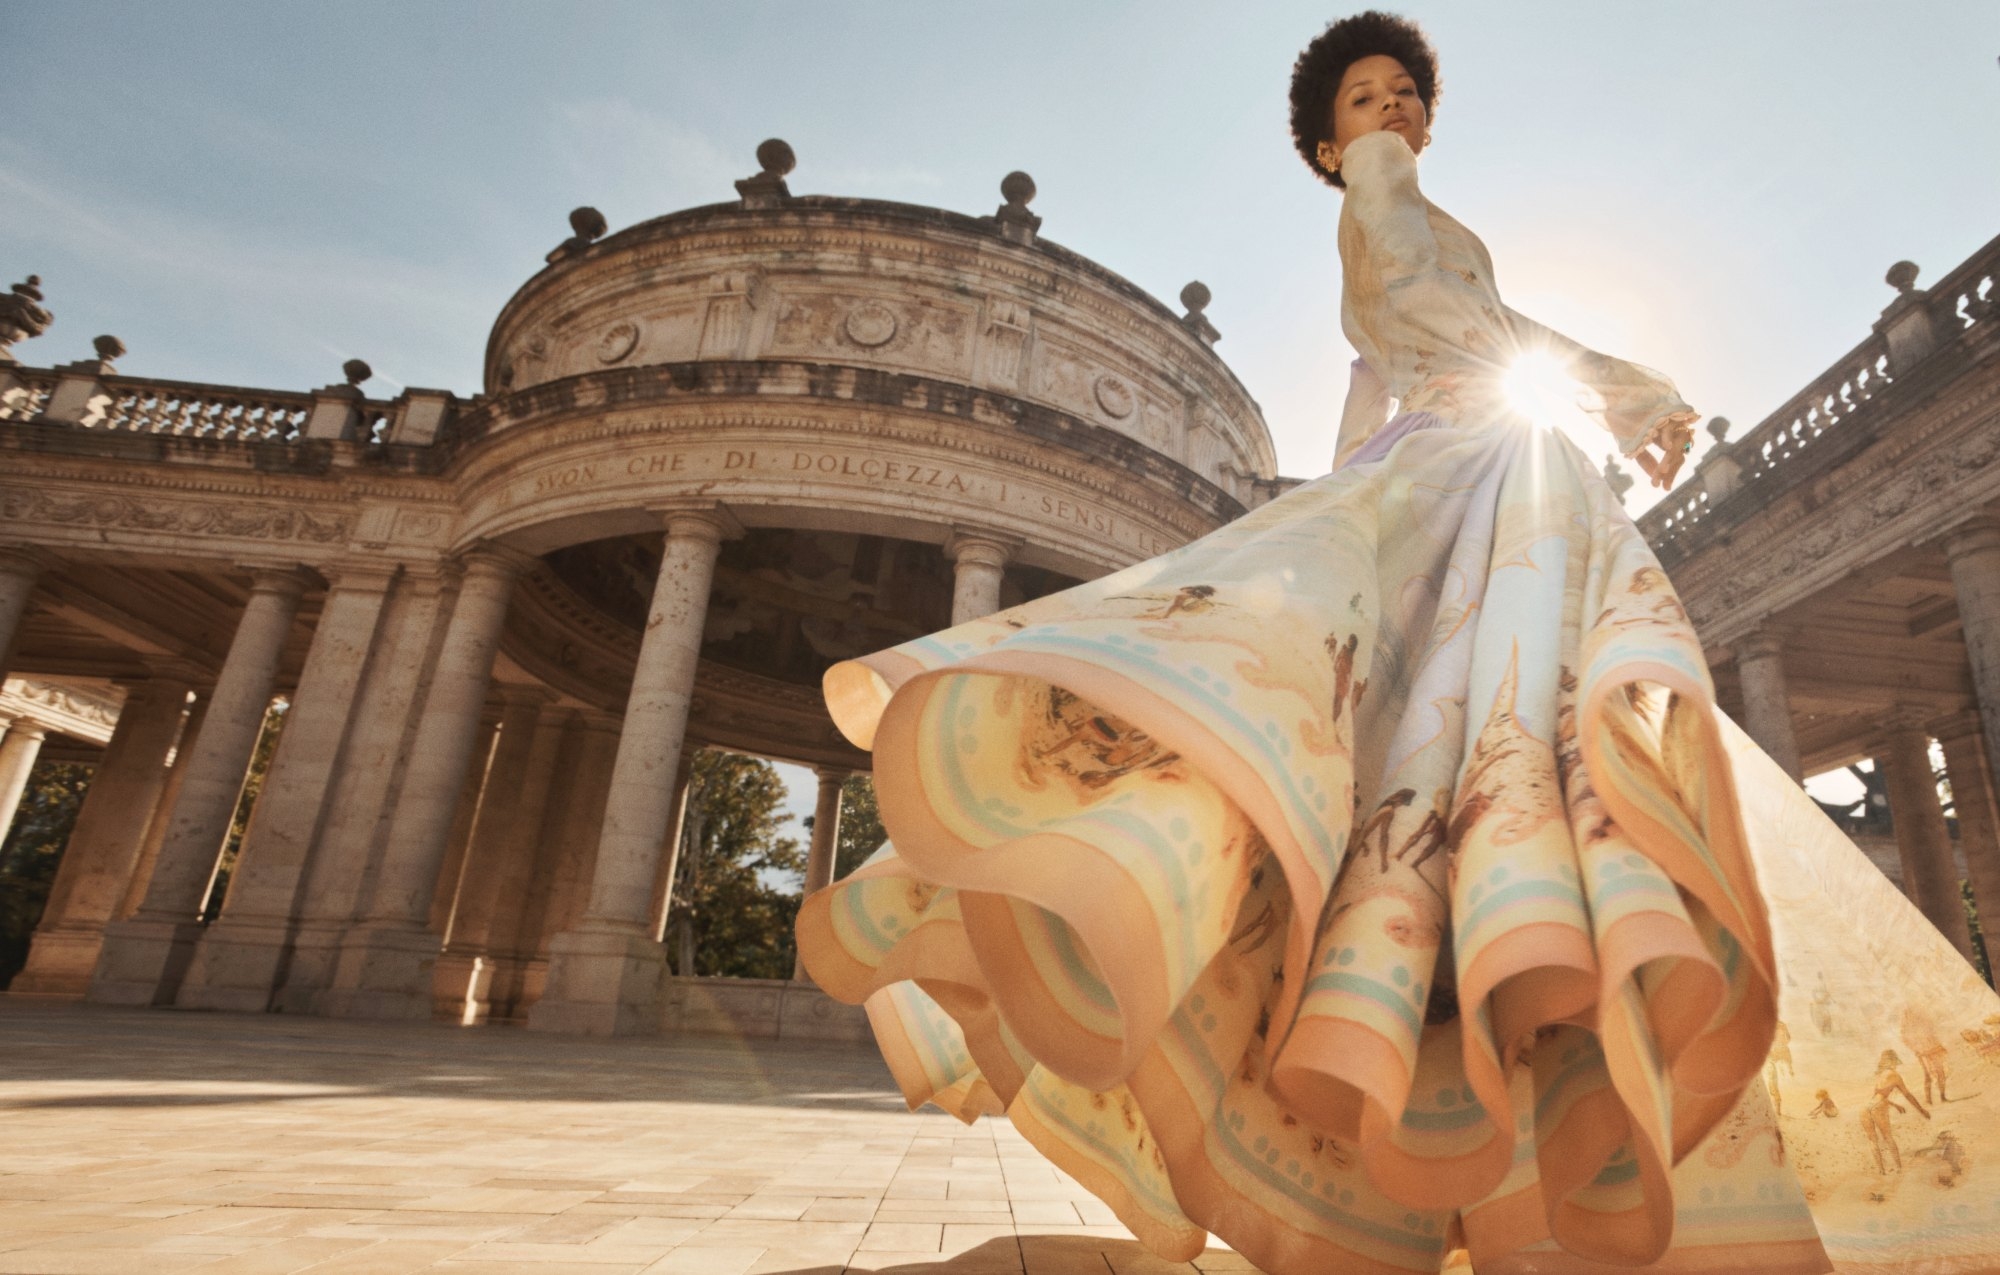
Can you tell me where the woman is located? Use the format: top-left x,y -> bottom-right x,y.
798,12 -> 2000,1272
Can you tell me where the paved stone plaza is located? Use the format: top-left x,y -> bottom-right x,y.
0,1003 -> 1255,1274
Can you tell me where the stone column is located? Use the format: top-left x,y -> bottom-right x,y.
89,568 -> 310,1006
277,568 -> 460,1014
1734,628 -> 1803,784
12,675 -> 192,996
496,713 -> 591,1018
176,563 -> 398,1013
322,546 -> 533,1019
1876,719 -> 1974,958
0,716 -> 48,844
1944,517 -> 2000,876
793,765 -> 850,980
647,752 -> 697,943
531,503 -> 740,1036
438,696 -> 563,1023
1935,712 -> 2000,963
117,686 -> 211,920
0,546 -> 49,680
946,531 -> 1014,625
545,712 -> 620,949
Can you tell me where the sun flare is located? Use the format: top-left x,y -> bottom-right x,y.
1502,348 -> 1584,432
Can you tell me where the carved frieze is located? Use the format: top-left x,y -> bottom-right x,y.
0,485 -> 350,545
979,298 -> 1032,391
767,292 -> 972,375
0,675 -> 123,743
1668,400 -> 2000,642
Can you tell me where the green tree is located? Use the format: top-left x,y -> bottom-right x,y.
667,748 -> 804,979
830,773 -> 887,881
201,698 -> 286,922
0,759 -> 94,988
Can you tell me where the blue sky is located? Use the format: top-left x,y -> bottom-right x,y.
5,2 -> 1995,830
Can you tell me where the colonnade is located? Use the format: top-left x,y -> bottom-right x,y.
0,518 -> 1020,1033
1732,516 -> 2000,957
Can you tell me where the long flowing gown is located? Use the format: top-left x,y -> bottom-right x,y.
794,128 -> 2000,1273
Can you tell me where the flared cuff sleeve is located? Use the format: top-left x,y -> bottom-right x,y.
1503,305 -> 1698,457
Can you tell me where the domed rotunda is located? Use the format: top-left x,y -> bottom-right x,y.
0,140 -> 1285,1036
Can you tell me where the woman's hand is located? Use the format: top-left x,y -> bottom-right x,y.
1632,411 -> 1701,489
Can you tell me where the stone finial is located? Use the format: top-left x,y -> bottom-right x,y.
1602,453 -> 1634,499
1705,415 -> 1731,444
1179,281 -> 1221,346
735,138 -> 796,209
55,332 -> 124,377
545,206 -> 609,265
1875,258 -> 1937,372
305,359 -> 373,439
991,171 -> 1042,246
0,275 -> 54,364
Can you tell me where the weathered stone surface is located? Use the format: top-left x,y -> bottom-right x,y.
4,157 -> 1275,1035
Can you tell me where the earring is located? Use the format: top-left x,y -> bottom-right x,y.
1422,132 -> 1433,146
1316,139 -> 1341,172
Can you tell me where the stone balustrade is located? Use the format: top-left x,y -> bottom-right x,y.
1640,231 -> 1998,560
0,369 -> 425,446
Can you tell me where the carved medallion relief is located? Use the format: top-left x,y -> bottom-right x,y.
596,321 -> 641,365
767,292 -> 973,375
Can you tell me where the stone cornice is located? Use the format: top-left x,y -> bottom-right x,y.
490,196 -> 1256,406
1664,363 -> 2000,647
1648,322 -> 2000,563
0,675 -> 124,744
445,359 -> 1242,530
482,202 -> 1276,483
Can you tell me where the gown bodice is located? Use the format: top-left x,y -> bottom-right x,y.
1331,128 -> 1695,468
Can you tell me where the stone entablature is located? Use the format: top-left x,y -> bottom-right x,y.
1654,350 -> 2000,651
448,359 -> 1233,574
1638,231 -> 1999,649
0,676 -> 121,744
483,194 -> 1275,503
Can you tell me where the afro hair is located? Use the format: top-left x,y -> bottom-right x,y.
1289,11 -> 1441,188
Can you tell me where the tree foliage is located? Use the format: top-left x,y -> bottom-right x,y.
832,773 -> 886,881
202,699 -> 287,922
0,760 -> 94,988
667,748 -> 804,980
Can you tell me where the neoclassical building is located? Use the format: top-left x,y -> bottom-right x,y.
5,145 -> 1994,1040
1629,235 -> 2000,964
0,142 -> 1284,1036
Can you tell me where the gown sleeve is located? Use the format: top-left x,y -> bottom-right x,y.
1338,129 -> 1441,284
1339,129 -> 1697,458
1331,357 -> 1392,470
1499,305 -> 1699,458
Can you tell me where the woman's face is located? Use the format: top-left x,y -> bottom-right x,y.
1326,53 -> 1429,162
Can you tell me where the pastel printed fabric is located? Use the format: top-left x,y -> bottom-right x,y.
795,127 -> 2000,1272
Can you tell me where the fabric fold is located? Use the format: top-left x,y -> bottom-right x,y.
796,421 -> 1863,1272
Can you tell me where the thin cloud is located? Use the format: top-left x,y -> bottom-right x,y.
0,147 -> 489,390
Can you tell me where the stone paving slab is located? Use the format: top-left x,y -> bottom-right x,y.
0,1003 -> 1260,1274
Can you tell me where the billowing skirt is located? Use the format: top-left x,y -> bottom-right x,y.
797,417 -> 2000,1273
